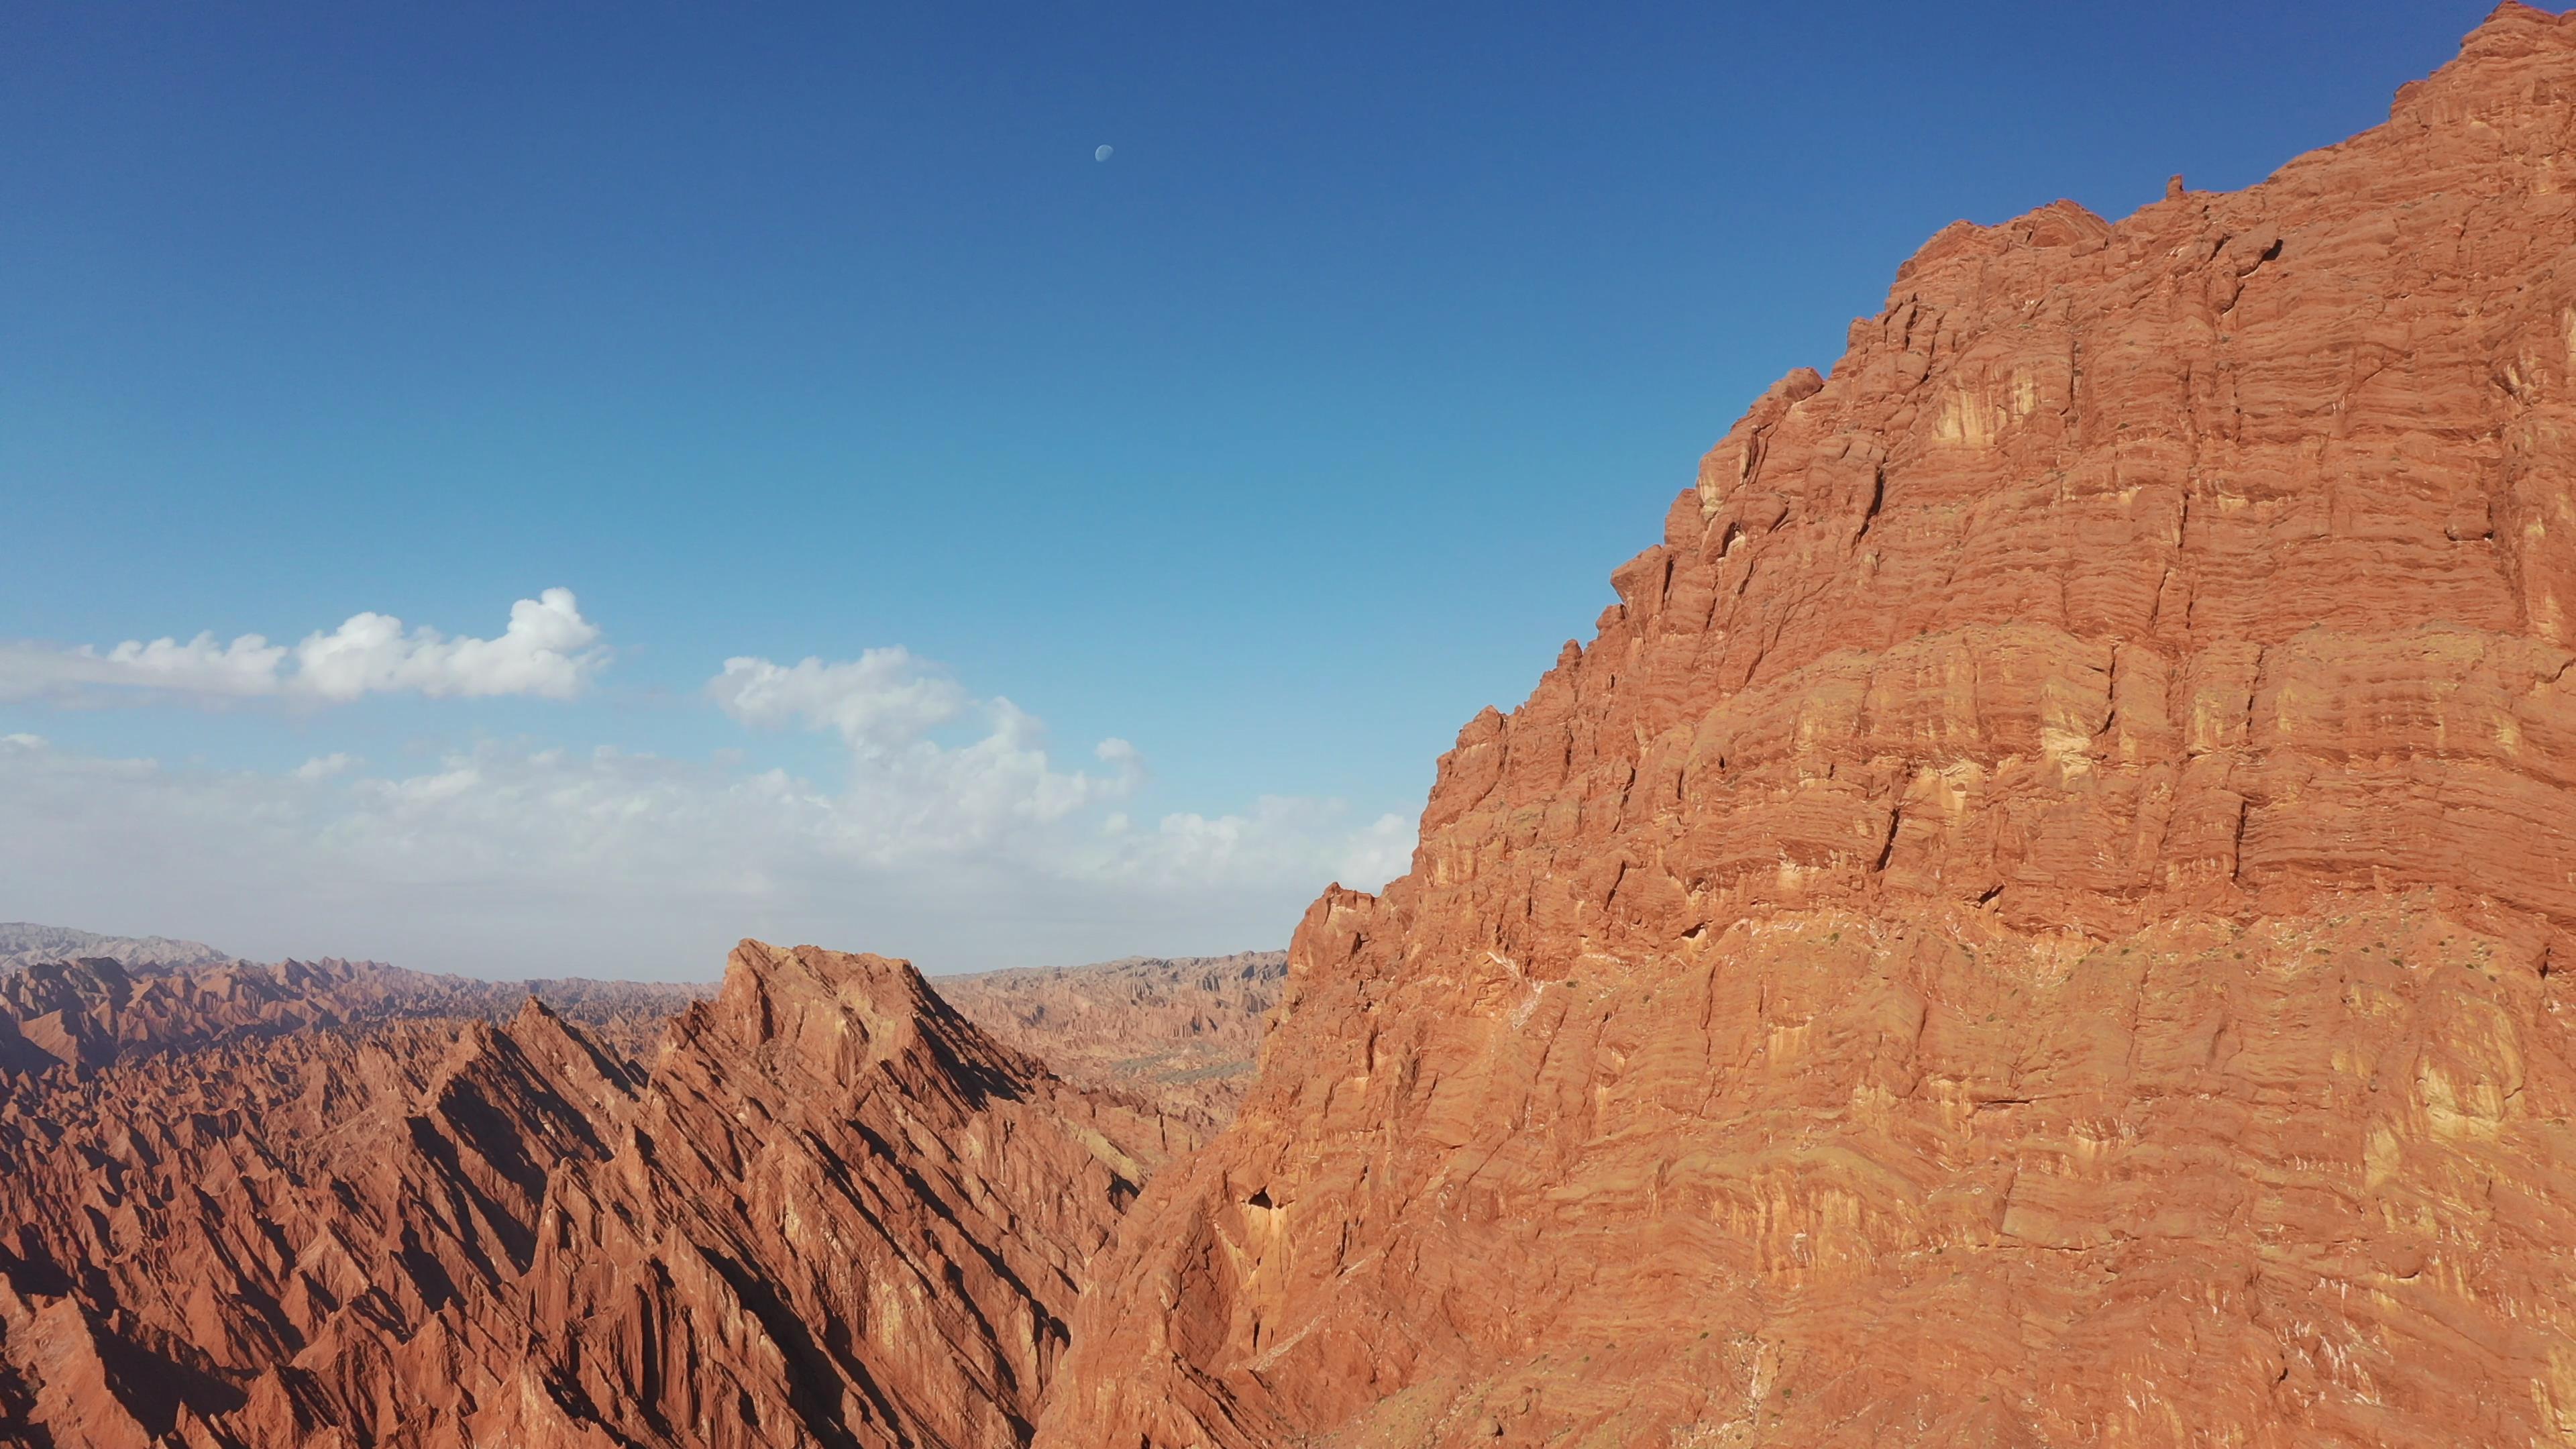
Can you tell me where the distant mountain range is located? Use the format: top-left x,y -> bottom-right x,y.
0,921 -> 234,973
936,949 -> 1289,1122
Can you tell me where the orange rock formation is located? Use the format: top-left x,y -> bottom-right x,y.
936,952 -> 1289,1124
0,994 -> 640,1448
430,941 -> 1185,1449
1038,8 -> 2576,1445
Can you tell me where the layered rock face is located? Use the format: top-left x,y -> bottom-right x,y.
0,943 -> 1177,1448
936,952 -> 1289,1124
1040,9 -> 2576,1446
0,996 -> 641,1448
440,941 -> 1187,1449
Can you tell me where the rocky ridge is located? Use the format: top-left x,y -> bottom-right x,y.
934,951 -> 1289,1123
0,942 -> 1182,1447
0,924 -> 233,975
0,998 -> 640,1448
1037,8 -> 2576,1446
423,941 -> 1188,1449
0,955 -> 704,1077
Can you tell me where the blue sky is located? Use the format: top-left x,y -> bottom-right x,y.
0,1 -> 2504,978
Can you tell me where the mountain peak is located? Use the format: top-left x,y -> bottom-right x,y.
1040,21 -> 2576,1446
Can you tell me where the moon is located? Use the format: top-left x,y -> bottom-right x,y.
1095,144 -> 1114,162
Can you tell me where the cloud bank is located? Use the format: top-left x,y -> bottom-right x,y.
0,589 -> 605,704
708,649 -> 968,749
708,651 -> 1148,856
0,635 -> 1417,978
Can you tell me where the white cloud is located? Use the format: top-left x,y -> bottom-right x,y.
706,655 -> 1146,857
87,633 -> 288,695
708,649 -> 967,751
1089,796 -> 1415,892
0,589 -> 604,705
292,589 -> 602,700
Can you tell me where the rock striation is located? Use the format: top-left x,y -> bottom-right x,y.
936,951 -> 1289,1124
0,998 -> 640,1448
425,941 -> 1188,1449
1038,8 -> 2576,1447
0,941 -> 1176,1447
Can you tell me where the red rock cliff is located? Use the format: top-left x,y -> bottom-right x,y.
1038,8 -> 2576,1446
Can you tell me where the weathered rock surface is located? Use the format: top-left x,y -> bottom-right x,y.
0,943 -> 1178,1447
0,998 -> 641,1448
1039,8 -> 2576,1447
422,941 -> 1189,1449
936,952 -> 1289,1124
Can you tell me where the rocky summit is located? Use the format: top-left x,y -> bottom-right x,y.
5,6 -> 2576,1447
0,944 -> 1193,1447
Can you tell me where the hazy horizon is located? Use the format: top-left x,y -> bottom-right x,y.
0,917 -> 1284,983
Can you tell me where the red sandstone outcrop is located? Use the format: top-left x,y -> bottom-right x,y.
419,941 -> 1188,1449
0,998 -> 639,1447
1038,8 -> 2576,1446
936,952 -> 1289,1124
0,955 -> 427,1075
0,942 -> 1178,1447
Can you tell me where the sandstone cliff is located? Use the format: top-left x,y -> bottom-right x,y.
1038,8 -> 2576,1446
